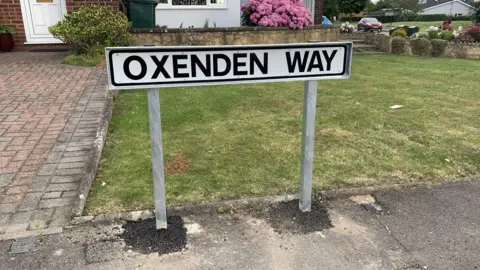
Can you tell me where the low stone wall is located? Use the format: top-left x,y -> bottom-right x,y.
131,26 -> 339,46
364,34 -> 391,53
364,34 -> 480,59
339,32 -> 371,41
444,42 -> 480,60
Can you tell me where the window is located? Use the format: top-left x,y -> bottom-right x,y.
172,0 -> 206,5
158,0 -> 226,6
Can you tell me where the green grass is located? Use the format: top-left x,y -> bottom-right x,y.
385,21 -> 472,31
85,55 -> 480,215
62,53 -> 105,67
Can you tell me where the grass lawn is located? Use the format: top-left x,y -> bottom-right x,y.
385,21 -> 472,31
84,55 -> 480,215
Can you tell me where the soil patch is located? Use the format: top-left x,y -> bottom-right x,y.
96,59 -> 106,67
165,152 -> 190,175
265,200 -> 332,234
121,216 -> 187,255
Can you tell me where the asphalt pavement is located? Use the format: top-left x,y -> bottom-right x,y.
1,180 -> 479,269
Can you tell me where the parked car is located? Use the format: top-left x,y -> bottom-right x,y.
357,18 -> 383,32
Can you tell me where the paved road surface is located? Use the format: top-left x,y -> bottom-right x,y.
1,181 -> 479,269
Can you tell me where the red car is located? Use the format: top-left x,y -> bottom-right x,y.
357,18 -> 383,32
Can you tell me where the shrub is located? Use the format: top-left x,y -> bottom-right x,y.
400,12 -> 420,22
418,14 -> 449,21
392,28 -> 407,38
391,37 -> 407,54
430,39 -> 447,57
340,22 -> 354,33
49,5 -> 132,54
365,15 -> 396,23
410,38 -> 431,57
427,30 -> 440,39
465,23 -> 480,34
454,15 -> 472,21
437,31 -> 454,41
414,32 -> 429,39
0,25 -> 16,34
475,2 -> 480,23
241,0 -> 313,29
426,26 -> 440,39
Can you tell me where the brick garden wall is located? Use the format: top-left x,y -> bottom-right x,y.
0,0 -> 123,50
131,25 -> 339,46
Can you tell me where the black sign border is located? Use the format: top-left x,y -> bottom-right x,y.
108,44 -> 349,87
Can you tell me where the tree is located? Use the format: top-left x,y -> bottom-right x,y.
397,0 -> 420,12
338,0 -> 367,20
475,1 -> 480,23
365,0 -> 376,12
324,0 -> 340,20
370,0 -> 389,12
384,0 -> 420,13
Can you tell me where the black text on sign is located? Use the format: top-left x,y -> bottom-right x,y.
106,43 -> 352,90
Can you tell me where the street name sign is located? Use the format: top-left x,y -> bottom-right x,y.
105,42 -> 353,229
106,43 -> 352,90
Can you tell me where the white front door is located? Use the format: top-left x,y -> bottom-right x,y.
20,0 -> 67,43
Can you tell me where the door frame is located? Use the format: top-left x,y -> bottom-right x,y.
19,0 -> 67,44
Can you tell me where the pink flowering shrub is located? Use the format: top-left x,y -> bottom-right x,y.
465,23 -> 480,34
241,0 -> 313,29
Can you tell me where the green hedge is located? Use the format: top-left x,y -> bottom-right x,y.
367,14 -> 472,23
391,37 -> 408,54
339,17 -> 363,22
410,38 -> 431,57
431,39 -> 448,57
368,16 -> 397,23
455,15 -> 473,21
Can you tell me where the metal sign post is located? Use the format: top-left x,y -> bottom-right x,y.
147,88 -> 168,229
299,80 -> 317,212
105,42 -> 352,229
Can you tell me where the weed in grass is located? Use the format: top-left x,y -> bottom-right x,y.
62,53 -> 104,67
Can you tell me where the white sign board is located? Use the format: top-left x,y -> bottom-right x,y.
106,43 -> 352,90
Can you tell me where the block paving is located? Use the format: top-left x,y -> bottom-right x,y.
0,52 -> 108,234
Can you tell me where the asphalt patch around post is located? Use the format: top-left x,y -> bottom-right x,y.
265,199 -> 332,234
121,216 -> 187,255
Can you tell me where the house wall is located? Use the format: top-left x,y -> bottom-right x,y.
0,0 -> 123,50
314,0 -> 325,24
0,0 -> 28,46
155,1 -> 241,28
421,1 -> 474,15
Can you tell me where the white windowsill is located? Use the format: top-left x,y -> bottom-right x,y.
24,40 -> 64,44
156,4 -> 227,9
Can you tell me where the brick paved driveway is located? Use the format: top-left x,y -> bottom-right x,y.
0,52 -> 107,234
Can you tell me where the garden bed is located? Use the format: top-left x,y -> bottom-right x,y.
85,55 -> 480,215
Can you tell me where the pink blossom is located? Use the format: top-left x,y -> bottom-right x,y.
242,0 -> 312,29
